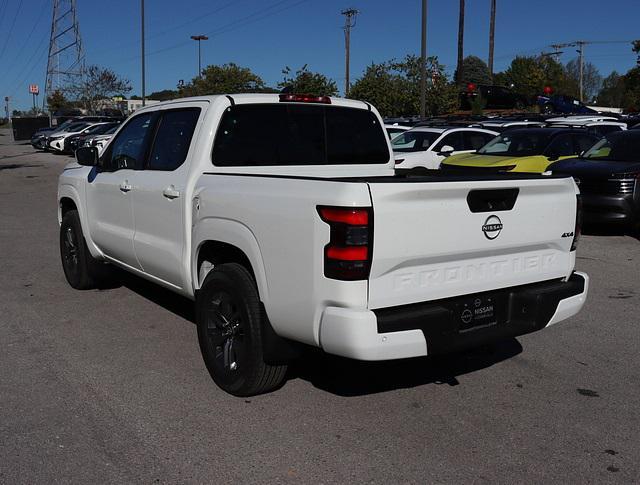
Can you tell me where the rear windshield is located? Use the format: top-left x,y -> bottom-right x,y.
477,131 -> 552,157
212,104 -> 390,166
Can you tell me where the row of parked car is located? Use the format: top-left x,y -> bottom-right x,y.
385,114 -> 640,233
30,116 -> 122,155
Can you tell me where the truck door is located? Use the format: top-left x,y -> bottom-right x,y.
86,112 -> 156,270
129,106 -> 203,288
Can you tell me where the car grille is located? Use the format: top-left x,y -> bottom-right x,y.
575,177 -> 636,195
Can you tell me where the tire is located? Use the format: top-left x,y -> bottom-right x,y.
59,209 -> 104,290
196,263 -> 288,396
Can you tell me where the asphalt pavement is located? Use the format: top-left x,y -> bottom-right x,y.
1,129 -> 639,484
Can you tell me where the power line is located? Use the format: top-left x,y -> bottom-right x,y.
92,0 -> 241,57
6,0 -> 49,70
119,0 -> 311,63
0,0 -> 25,61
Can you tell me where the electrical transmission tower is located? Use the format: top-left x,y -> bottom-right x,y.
44,0 -> 85,108
341,8 -> 358,97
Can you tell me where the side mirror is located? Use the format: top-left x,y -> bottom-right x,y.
76,146 -> 99,166
438,145 -> 455,156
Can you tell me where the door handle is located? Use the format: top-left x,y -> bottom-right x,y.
163,185 -> 181,199
119,181 -> 132,192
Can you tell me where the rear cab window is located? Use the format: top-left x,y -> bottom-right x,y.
211,104 -> 389,166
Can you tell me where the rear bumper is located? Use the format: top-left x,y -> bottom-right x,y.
581,194 -> 637,225
319,272 -> 588,361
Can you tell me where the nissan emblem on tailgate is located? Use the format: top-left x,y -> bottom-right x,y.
482,215 -> 503,240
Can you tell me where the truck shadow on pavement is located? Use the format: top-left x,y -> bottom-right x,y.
289,340 -> 523,397
583,224 -> 640,241
108,268 -> 523,397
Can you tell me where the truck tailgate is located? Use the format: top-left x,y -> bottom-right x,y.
367,176 -> 577,310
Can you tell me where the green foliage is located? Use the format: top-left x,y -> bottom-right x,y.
597,71 -> 625,107
278,65 -> 338,96
455,56 -> 492,86
495,55 -> 580,99
621,67 -> 640,111
47,90 -> 68,111
349,55 -> 458,117
148,89 -> 178,101
633,40 -> 640,54
469,92 -> 487,115
179,63 -> 266,96
65,65 -> 131,112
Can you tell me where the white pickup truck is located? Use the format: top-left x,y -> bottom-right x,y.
58,94 -> 589,396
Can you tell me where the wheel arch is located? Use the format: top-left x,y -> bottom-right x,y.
58,183 -> 102,259
192,219 -> 269,304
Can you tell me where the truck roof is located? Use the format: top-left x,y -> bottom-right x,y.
133,93 -> 373,112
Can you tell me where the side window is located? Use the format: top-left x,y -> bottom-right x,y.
104,113 -> 155,171
546,134 -> 574,157
463,131 -> 495,151
434,132 -> 464,151
147,108 -> 200,171
574,134 -> 598,153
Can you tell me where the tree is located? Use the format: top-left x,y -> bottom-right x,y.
179,63 -> 265,97
148,89 -> 178,101
278,65 -> 338,96
621,67 -> 640,111
566,58 -> 602,102
455,56 -> 492,85
501,56 -> 545,97
596,71 -> 625,107
65,65 -> 131,112
47,90 -> 68,112
348,55 -> 458,117
456,0 -> 465,83
633,40 -> 640,54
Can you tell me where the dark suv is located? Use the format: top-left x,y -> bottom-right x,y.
549,130 -> 640,232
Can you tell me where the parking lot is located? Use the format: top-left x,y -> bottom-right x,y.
1,130 -> 639,483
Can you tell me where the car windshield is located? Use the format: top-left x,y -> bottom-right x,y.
477,131 -> 552,157
63,122 -> 90,132
583,132 -> 640,162
391,131 -> 441,152
103,126 -> 118,135
84,123 -> 115,135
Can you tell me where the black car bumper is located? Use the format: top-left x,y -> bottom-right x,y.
374,273 -> 587,356
581,193 -> 637,225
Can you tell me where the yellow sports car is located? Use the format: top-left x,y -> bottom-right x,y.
440,128 -> 599,173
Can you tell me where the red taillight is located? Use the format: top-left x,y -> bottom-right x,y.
318,206 -> 372,281
466,82 -> 477,93
318,207 -> 369,225
572,195 -> 582,251
279,93 -> 332,104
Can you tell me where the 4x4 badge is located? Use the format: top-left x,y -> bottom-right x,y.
482,215 -> 503,240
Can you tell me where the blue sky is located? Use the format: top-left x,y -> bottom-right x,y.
2,0 -> 639,110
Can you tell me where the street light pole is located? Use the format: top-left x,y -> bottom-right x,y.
419,0 -> 427,119
191,35 -> 209,79
141,0 -> 146,107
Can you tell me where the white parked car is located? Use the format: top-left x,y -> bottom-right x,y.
545,117 -> 626,137
83,125 -> 119,155
476,120 -> 546,133
58,94 -> 588,396
48,122 -> 112,152
392,127 -> 498,169
384,124 -> 411,139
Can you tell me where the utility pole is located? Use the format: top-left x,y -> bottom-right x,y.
4,97 -> 9,119
456,0 -> 465,84
576,41 -> 585,102
341,8 -> 358,97
419,0 -> 427,119
191,35 -> 209,79
488,0 -> 496,76
141,0 -> 146,106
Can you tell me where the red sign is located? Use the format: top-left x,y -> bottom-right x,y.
29,84 -> 39,95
